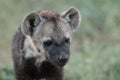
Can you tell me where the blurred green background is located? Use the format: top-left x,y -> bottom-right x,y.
0,0 -> 120,80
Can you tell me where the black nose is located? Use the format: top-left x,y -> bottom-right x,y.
58,56 -> 68,64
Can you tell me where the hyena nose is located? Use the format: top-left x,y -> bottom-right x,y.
58,55 -> 68,64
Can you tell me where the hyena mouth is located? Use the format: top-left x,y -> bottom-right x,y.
57,61 -> 68,66
48,58 -> 68,67
57,58 -> 69,66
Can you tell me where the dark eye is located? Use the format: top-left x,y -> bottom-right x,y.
43,40 -> 53,47
64,38 -> 70,44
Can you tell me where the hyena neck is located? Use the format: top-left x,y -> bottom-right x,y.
23,59 -> 63,79
40,61 -> 64,79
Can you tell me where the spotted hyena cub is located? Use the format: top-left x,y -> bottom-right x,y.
12,8 -> 81,80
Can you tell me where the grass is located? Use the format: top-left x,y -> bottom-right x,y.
0,0 -> 120,80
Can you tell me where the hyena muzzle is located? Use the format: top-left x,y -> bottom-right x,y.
12,8 -> 81,80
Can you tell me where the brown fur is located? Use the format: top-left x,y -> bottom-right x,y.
37,10 -> 59,21
12,8 -> 81,80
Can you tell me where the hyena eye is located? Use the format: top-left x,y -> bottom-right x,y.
64,38 -> 70,44
43,40 -> 53,47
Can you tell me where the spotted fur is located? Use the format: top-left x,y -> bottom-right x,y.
12,8 -> 81,80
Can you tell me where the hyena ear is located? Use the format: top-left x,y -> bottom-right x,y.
21,12 -> 40,36
61,8 -> 81,31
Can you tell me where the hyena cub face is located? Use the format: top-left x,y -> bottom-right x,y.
21,8 -> 81,66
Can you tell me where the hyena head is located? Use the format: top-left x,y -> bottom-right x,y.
21,8 -> 81,66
